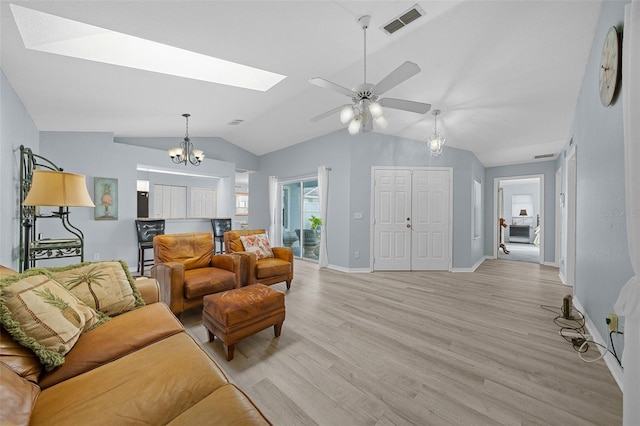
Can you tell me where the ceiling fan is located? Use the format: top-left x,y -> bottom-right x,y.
309,15 -> 431,135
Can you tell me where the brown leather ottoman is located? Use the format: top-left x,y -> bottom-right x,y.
202,284 -> 285,361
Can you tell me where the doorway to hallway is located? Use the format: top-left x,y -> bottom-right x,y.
495,176 -> 543,264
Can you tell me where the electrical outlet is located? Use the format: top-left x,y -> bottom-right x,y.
93,253 -> 100,261
607,313 -> 618,333
354,251 -> 360,259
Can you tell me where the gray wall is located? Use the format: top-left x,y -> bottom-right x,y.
485,161 -> 557,263
0,70 -> 40,269
253,129 -> 486,270
252,130 -> 352,269
116,136 -> 259,173
35,131 -> 236,269
557,0 -> 632,344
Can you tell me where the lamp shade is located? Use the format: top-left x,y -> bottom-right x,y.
23,170 -> 95,207
519,209 -> 528,216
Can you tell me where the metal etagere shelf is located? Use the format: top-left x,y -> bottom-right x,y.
19,145 -> 85,272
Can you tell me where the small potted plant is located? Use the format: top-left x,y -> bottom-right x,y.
309,215 -> 322,235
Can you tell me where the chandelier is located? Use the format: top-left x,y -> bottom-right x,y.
427,109 -> 445,157
168,113 -> 204,166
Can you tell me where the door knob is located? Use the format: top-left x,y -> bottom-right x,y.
406,224 -> 411,228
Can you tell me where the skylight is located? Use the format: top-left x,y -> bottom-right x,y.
10,4 -> 286,91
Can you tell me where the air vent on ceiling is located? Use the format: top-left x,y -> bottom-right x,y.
534,153 -> 555,160
381,4 -> 425,35
227,119 -> 244,125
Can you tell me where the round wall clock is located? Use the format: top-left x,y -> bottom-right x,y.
599,26 -> 620,107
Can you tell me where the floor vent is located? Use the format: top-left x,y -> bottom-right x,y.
534,153 -> 555,160
227,119 -> 244,125
381,4 -> 425,35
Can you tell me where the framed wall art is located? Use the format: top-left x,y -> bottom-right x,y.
94,177 -> 118,220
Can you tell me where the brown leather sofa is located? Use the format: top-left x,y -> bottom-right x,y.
151,232 -> 241,314
0,264 -> 271,426
224,229 -> 293,289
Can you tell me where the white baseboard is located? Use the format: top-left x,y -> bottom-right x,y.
558,271 -> 569,285
326,264 -> 370,273
542,261 -> 557,267
452,256 -> 489,273
573,297 -> 624,391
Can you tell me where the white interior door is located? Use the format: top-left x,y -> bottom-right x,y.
373,168 -> 451,271
412,170 -> 451,270
373,169 -> 411,270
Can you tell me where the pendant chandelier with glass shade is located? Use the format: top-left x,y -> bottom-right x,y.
168,113 -> 205,166
427,109 -> 445,157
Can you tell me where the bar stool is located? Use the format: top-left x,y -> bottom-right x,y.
211,218 -> 232,254
135,219 -> 165,274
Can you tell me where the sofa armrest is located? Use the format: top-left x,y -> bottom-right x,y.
151,262 -> 185,311
211,254 -> 242,289
135,277 -> 160,304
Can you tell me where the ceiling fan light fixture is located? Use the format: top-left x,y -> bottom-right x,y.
348,118 -> 362,135
374,115 -> 388,129
340,105 -> 355,124
309,15 -> 430,133
369,101 -> 384,118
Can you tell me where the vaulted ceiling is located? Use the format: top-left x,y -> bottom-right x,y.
0,1 -> 602,167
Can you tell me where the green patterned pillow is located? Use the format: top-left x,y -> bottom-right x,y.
47,261 -> 145,316
0,270 -> 106,371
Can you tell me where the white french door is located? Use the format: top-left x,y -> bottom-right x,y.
373,168 -> 451,271
373,170 -> 412,270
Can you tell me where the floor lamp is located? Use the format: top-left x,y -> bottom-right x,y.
22,170 -> 95,271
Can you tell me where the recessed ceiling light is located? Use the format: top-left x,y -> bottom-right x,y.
10,4 -> 286,91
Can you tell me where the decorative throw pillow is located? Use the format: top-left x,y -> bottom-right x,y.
240,234 -> 274,260
47,261 -> 145,317
0,270 -> 106,371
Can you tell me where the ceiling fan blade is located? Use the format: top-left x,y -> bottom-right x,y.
310,104 -> 351,122
372,61 -> 421,95
379,98 -> 431,114
309,78 -> 355,97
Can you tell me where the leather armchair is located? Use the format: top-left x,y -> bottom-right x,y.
224,229 -> 293,289
151,232 -> 241,314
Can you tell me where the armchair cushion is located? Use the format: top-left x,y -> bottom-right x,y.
240,234 -> 273,260
184,268 -> 236,299
255,258 -> 291,279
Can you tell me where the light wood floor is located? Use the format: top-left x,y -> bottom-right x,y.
180,259 -> 622,426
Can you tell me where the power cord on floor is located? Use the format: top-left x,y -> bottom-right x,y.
540,304 -> 623,367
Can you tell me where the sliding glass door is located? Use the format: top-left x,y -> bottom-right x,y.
282,179 -> 320,261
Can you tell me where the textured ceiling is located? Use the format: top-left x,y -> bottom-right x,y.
0,1 -> 602,167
